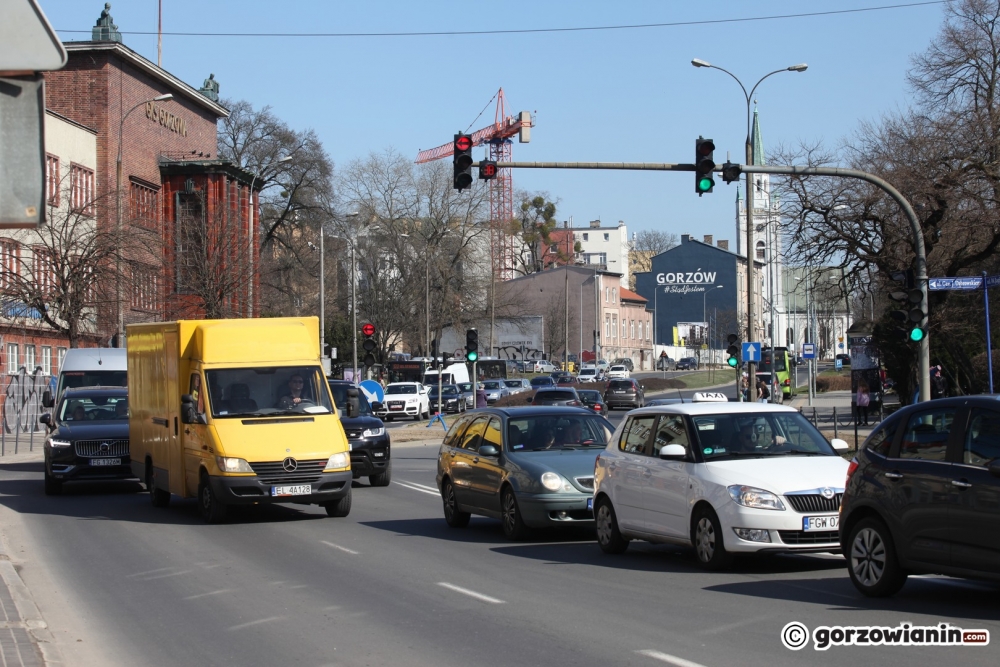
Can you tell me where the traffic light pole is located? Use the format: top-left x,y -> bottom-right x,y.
484,160 -> 931,403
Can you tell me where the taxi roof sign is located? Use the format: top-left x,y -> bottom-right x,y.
692,392 -> 728,402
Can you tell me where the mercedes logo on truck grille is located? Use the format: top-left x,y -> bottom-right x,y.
282,457 -> 298,472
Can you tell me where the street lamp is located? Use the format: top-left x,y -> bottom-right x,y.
691,58 -> 806,378
703,284 -> 724,322
116,93 -> 172,346
248,155 -> 292,317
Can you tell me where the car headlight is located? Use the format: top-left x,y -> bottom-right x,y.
728,485 -> 786,511
48,439 -> 71,448
541,472 -> 573,492
362,427 -> 384,438
325,452 -> 350,470
216,457 -> 254,473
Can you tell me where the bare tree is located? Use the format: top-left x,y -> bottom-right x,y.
628,229 -> 678,289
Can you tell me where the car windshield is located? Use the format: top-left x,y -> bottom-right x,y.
610,366 -> 626,371
458,383 -> 473,392
386,385 -> 417,394
580,369 -> 596,375
691,412 -> 837,460
577,390 -> 601,402
483,381 -> 502,390
59,394 -> 128,422
608,380 -> 634,390
327,383 -> 372,417
536,390 -> 577,401
506,415 -> 612,451
531,377 -> 553,386
205,366 -> 333,418
429,386 -> 459,397
503,381 -> 521,389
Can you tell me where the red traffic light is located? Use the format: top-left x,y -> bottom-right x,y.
455,135 -> 472,151
479,161 -> 497,179
361,323 -> 375,337
696,139 -> 715,156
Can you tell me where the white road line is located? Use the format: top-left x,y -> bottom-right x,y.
437,582 -> 505,604
140,569 -> 193,581
394,481 -> 439,496
227,616 -> 282,631
182,589 -> 232,601
635,650 -> 709,667
127,567 -> 174,578
405,481 -> 440,492
321,540 -> 359,555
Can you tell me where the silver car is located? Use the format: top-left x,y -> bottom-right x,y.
479,380 -> 509,403
503,378 -> 532,395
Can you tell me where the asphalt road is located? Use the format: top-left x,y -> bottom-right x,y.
1,446 -> 998,667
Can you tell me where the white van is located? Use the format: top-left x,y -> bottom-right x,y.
42,348 -> 127,408
423,361 -> 470,387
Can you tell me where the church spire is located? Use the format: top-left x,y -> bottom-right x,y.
750,107 -> 766,166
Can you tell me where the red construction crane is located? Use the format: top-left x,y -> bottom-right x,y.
415,89 -> 532,280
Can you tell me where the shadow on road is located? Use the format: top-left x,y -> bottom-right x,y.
359,516 -> 596,546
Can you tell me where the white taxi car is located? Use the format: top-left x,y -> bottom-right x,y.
593,392 -> 849,569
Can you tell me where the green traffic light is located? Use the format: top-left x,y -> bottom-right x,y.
467,351 -> 479,362
697,177 -> 714,193
909,327 -> 926,342
727,357 -> 738,367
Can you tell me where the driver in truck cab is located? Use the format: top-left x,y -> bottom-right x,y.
276,374 -> 308,409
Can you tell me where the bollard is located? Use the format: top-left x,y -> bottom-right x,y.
854,418 -> 860,453
813,407 -> 818,427
833,407 -> 839,439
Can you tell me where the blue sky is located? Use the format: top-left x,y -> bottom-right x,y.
40,0 -> 945,245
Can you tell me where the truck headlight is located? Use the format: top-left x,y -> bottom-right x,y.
325,452 -> 349,470
362,427 -> 384,438
48,439 -> 71,448
728,485 -> 785,511
216,457 -> 254,473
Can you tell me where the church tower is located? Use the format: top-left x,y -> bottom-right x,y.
735,108 -> 784,345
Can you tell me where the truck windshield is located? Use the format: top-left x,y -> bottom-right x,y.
205,366 -> 333,418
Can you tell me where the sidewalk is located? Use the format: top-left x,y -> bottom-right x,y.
0,449 -> 59,667
789,389 -> 877,445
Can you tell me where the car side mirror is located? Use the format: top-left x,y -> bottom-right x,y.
346,387 -> 360,419
989,460 -> 1000,479
830,438 -> 849,452
42,390 -> 54,408
659,444 -> 687,460
478,444 -> 500,457
38,413 -> 51,426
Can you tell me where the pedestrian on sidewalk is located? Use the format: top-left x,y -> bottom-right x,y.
930,366 -> 948,399
756,378 -> 770,404
856,380 -> 871,426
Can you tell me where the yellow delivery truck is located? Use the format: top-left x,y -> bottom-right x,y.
127,317 -> 354,523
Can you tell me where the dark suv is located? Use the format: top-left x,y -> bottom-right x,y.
529,388 -> 582,407
602,379 -> 644,410
328,380 -> 391,486
675,357 -> 699,371
840,396 -> 1000,597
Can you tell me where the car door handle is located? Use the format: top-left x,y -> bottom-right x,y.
884,471 -> 903,480
472,457 -> 480,463
951,479 -> 972,488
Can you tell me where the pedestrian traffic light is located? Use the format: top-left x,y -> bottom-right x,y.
453,133 -> 474,191
465,328 -> 479,362
695,137 -> 715,195
726,333 -> 739,367
362,323 -> 376,368
478,160 -> 497,180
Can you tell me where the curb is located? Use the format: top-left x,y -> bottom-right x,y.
0,523 -> 61,667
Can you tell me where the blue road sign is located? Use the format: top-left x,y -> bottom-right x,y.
835,358 -> 843,370
359,380 -> 384,405
742,342 -> 761,362
802,343 -> 817,360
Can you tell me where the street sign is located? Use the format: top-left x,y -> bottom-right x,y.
835,358 -> 843,370
802,343 -> 817,359
359,380 -> 384,405
928,274 -> 1000,291
838,342 -> 844,349
741,342 -> 761,362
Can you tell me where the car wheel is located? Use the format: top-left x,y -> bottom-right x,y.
147,463 -> 171,508
595,497 -> 629,554
847,517 -> 908,597
369,460 -> 392,487
501,487 -> 530,541
325,487 -> 353,517
441,479 -> 470,527
691,506 -> 733,570
198,472 -> 228,524
43,470 -> 62,496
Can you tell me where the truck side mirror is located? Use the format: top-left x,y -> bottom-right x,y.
42,390 -> 53,408
180,394 -> 197,424
346,387 -> 360,419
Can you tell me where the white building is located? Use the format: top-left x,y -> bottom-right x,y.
573,219 -> 630,289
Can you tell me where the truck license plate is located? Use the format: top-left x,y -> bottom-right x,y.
91,458 -> 121,466
272,484 -> 311,497
803,515 -> 838,531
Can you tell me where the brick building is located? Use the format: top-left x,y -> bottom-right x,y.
0,4 -> 262,375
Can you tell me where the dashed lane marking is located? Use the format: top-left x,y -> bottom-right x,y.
394,480 -> 439,496
227,616 -> 283,631
437,582 -> 505,604
182,589 -> 233,600
636,650 -> 709,667
321,540 -> 360,555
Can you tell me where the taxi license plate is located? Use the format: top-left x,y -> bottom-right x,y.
91,458 -> 121,466
803,515 -> 838,531
272,484 -> 311,497
587,497 -> 593,510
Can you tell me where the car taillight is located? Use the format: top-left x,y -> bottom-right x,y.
568,400 -> 581,406
846,457 -> 859,485
783,378 -> 790,386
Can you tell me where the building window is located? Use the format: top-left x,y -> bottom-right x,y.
130,263 -> 159,311
41,346 -> 52,375
605,287 -> 609,303
57,347 -> 67,374
70,163 -> 95,215
130,180 -> 159,229
582,233 -> 588,241
176,192 -> 204,293
637,320 -> 642,340
605,316 -> 611,339
46,154 -> 59,206
631,320 -> 635,339
6,344 -> 18,374
24,345 -> 35,372
0,239 -> 18,291
612,316 -> 618,339
604,233 -> 609,241
612,289 -> 617,303
32,247 -> 56,295
647,319 -> 651,340
756,240 -> 766,260
548,244 -> 558,254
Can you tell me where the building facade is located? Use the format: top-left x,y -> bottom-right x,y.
573,220 -> 630,288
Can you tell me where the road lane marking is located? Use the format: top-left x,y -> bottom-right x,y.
127,567 -> 174,578
437,582 -> 505,604
183,589 -> 232,600
227,616 -> 282,631
321,540 -> 359,555
636,650 -> 709,667
140,569 -> 193,580
404,480 -> 439,492
394,480 -> 439,496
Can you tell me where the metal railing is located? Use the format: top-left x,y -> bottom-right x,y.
1,367 -> 51,455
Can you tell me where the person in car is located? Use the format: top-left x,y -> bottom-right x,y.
534,425 -> 557,450
732,423 -> 786,452
115,400 -> 129,419
560,421 -> 584,445
276,374 -> 308,409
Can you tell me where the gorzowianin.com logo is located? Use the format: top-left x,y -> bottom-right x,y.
781,621 -> 990,651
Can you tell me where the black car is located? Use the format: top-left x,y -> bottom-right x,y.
329,380 -> 391,486
529,388 -> 583,407
603,379 -> 645,410
530,376 -> 556,389
675,357 -> 699,371
428,384 -> 466,413
840,396 -> 1000,597
576,389 -> 607,416
40,387 -> 136,495
835,353 -> 851,366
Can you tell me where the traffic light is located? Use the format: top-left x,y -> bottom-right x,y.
361,322 -> 376,368
478,160 -> 497,180
465,328 -> 479,362
695,137 -> 715,195
888,269 -> 926,341
721,160 -> 741,184
453,133 -> 474,190
726,333 -> 739,368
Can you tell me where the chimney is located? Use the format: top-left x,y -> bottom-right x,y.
590,219 -> 601,228
563,220 -> 568,228
703,235 -> 713,246
618,220 -> 625,228
681,234 -> 690,244
717,240 -> 729,251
